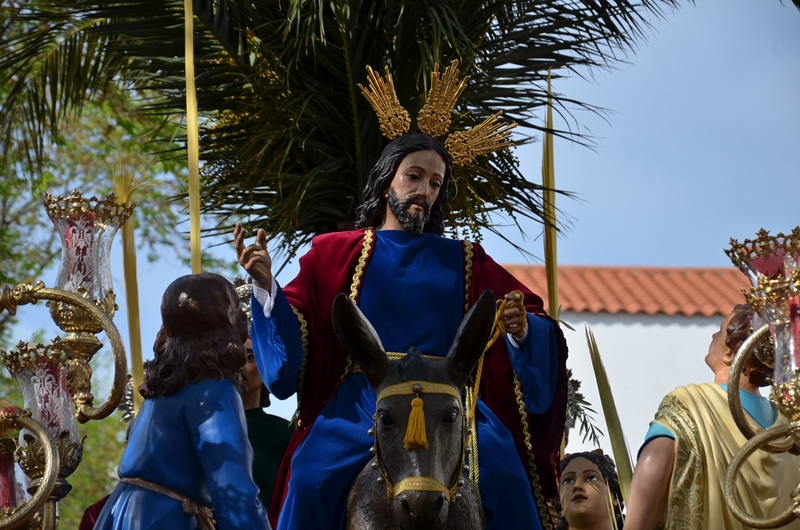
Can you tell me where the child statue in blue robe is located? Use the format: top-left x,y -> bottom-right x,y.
95,273 -> 272,530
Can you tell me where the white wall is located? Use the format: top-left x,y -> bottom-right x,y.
561,311 -> 729,457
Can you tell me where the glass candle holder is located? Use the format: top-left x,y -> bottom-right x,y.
745,270 -> 800,420
1,342 -> 78,443
1,341 -> 83,499
726,227 -> 800,367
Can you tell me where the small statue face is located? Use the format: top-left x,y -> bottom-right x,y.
242,338 -> 263,395
559,457 -> 611,530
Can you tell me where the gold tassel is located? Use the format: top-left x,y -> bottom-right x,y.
404,396 -> 428,450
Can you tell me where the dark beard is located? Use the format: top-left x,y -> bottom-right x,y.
387,188 -> 431,236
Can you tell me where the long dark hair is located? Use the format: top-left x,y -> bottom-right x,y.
557,451 -> 624,530
726,303 -> 772,388
354,133 -> 452,235
139,273 -> 248,399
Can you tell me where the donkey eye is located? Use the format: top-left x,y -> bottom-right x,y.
378,412 -> 394,427
442,410 -> 459,425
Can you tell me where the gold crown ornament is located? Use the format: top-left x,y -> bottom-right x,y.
357,60 -> 517,165
358,66 -> 411,140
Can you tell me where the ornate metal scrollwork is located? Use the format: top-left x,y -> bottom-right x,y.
0,408 -> 59,530
724,423 -> 800,529
17,430 -> 83,502
727,325 -> 796,453
0,283 -> 127,424
725,323 -> 800,527
0,282 -> 46,318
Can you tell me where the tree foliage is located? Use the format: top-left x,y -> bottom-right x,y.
0,0 -> 698,265
566,368 -> 603,447
0,88 -> 191,344
0,5 -> 209,523
58,411 -> 128,529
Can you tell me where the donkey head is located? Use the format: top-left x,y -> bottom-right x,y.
333,290 -> 496,530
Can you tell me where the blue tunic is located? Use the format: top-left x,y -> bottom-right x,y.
253,231 -> 558,529
94,379 -> 271,530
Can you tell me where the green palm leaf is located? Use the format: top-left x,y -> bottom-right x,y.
2,0 -> 696,263
0,2 -> 126,173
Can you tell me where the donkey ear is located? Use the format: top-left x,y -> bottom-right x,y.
332,293 -> 389,389
444,289 -> 496,388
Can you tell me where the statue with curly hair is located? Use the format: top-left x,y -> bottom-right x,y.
94,273 -> 272,530
625,303 -> 800,530
557,451 -> 624,530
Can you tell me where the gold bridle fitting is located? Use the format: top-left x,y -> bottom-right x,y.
376,381 -> 462,403
372,380 -> 467,502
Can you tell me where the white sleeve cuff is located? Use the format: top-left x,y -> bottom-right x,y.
252,277 -> 279,318
507,323 -> 529,349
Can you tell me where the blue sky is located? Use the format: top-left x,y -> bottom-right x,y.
485,0 -> 800,268
9,0 -> 799,424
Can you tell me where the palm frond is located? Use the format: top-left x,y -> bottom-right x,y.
2,0 -> 686,265
0,2 -> 127,173
586,326 -> 633,504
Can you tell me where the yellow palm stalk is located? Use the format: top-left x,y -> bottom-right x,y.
113,169 -> 145,413
542,69 -> 559,318
585,326 -> 633,503
184,0 -> 202,273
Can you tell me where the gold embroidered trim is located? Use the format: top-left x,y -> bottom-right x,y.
514,374 -> 554,530
463,241 -> 474,314
342,228 -> 376,381
462,239 -> 485,524
292,306 -> 310,428
352,352 -> 443,373
465,386 -> 486,526
349,228 -> 374,302
656,394 -> 702,529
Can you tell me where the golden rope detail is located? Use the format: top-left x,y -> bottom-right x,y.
465,386 -> 486,526
514,375 -> 554,530
468,290 -> 526,423
291,306 -> 309,429
463,241 -> 474,313
349,228 -> 374,302
337,228 -> 377,410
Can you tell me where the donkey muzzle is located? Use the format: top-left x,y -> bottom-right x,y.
394,489 -> 448,530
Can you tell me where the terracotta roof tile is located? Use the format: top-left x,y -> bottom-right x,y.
504,265 -> 751,317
